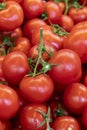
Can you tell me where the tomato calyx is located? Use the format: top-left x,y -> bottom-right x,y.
0,2 -> 6,10
28,28 -> 56,77
53,104 -> 67,117
0,34 -> 14,54
36,107 -> 53,130
51,24 -> 69,36
41,12 -> 48,21
71,0 -> 85,10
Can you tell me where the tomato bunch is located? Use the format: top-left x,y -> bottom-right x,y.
0,0 -> 87,130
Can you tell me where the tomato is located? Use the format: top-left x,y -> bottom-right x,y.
0,56 -> 6,82
20,104 -> 52,130
48,49 -> 82,92
11,27 -> 23,39
63,23 -> 87,63
42,1 -> 62,25
0,83 -> 20,119
2,51 -> 30,87
63,82 -> 87,114
82,105 -> 87,128
0,1 -> 24,31
11,36 -> 31,56
23,18 -> 47,40
68,6 -> 87,24
19,74 -> 54,103
60,14 -> 74,32
21,0 -> 45,19
52,116 -> 80,130
28,43 -> 57,61
31,25 -> 63,50
6,0 -> 22,3
0,121 -> 5,130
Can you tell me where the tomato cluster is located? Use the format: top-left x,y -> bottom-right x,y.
0,0 -> 87,130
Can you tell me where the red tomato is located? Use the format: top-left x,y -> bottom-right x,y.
63,83 -> 87,114
60,14 -> 74,32
48,49 -> 82,92
63,22 -> 87,63
20,104 -> 52,130
19,74 -> 54,103
68,6 -> 87,24
2,51 -> 30,87
21,0 -> 45,19
0,83 -> 20,119
0,121 -> 5,130
0,1 -> 24,31
0,56 -> 6,82
11,36 -> 31,56
52,116 -> 80,130
23,18 -> 47,40
43,1 -> 62,24
31,25 -> 63,50
28,43 -> 57,61
11,27 -> 23,39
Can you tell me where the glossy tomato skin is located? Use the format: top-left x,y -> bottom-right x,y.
28,43 -> 57,61
68,6 -> 87,24
23,18 -> 47,40
63,23 -> 87,63
63,83 -> 87,114
0,121 -> 5,130
11,36 -> 31,56
0,1 -> 24,31
2,51 -> 30,87
0,56 -> 6,82
0,83 -> 20,120
60,14 -> 74,32
43,1 -> 62,25
19,74 -> 54,103
20,104 -> 49,130
48,49 -> 82,92
52,116 -> 80,130
31,25 -> 63,50
21,0 -> 45,19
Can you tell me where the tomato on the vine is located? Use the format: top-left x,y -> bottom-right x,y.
0,1 -> 24,31
19,74 -> 54,103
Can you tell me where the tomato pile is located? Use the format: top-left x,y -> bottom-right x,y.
1,0 -> 87,130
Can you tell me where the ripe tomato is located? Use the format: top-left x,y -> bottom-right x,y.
0,121 -> 5,130
28,43 -> 57,61
0,1 -> 24,31
63,22 -> 87,63
48,49 -> 82,92
0,56 -> 6,82
31,25 -> 63,50
52,116 -> 80,130
0,83 -> 20,119
68,6 -> 87,24
19,74 -> 54,103
20,104 -> 51,130
42,1 -> 62,24
21,0 -> 45,19
23,18 -> 47,40
11,36 -> 31,56
2,51 -> 30,87
63,82 -> 87,114
60,14 -> 74,32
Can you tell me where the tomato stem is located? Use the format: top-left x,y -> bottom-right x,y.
36,107 -> 53,130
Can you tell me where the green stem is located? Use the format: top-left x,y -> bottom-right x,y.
33,28 -> 44,76
64,0 -> 69,15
